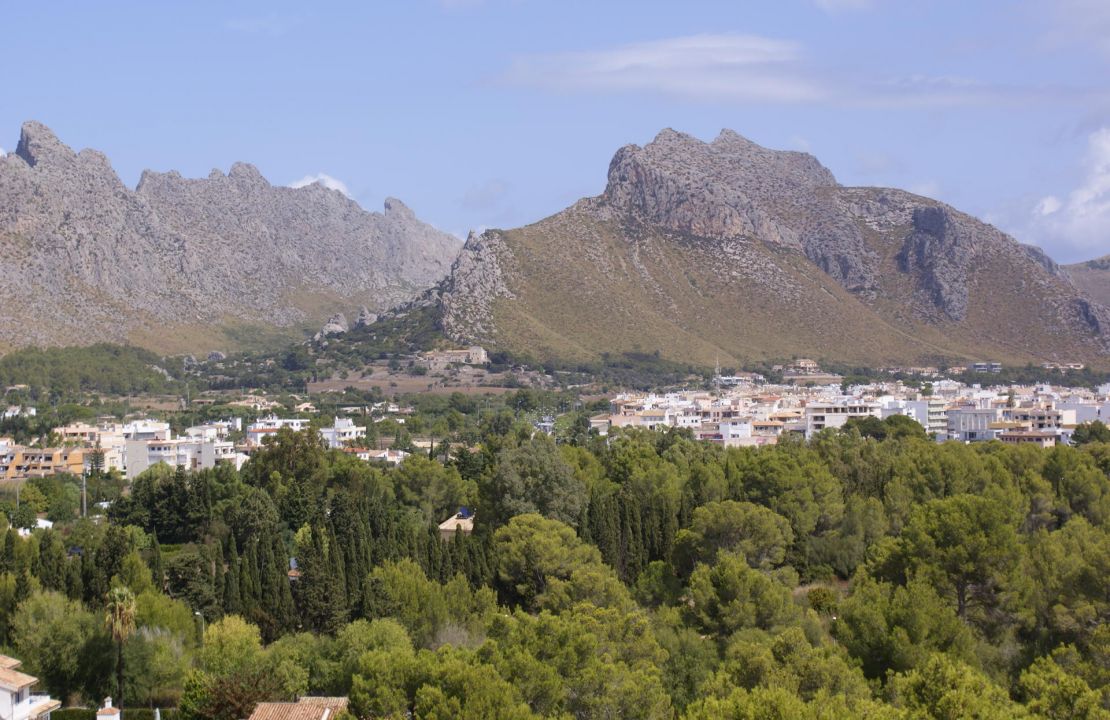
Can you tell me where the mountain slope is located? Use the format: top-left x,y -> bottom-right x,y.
1065,255 -> 1110,308
0,121 -> 461,353
437,129 -> 1110,368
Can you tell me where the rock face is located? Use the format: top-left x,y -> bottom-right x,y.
1065,255 -> 1110,308
0,121 -> 461,352
437,128 -> 1110,367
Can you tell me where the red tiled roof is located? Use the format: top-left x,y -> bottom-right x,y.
249,697 -> 349,720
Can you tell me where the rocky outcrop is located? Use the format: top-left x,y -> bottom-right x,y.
1064,254 -> 1110,308
897,207 -> 973,321
313,313 -> 349,342
439,230 -> 515,344
603,128 -> 877,294
355,306 -> 378,328
0,121 -> 462,351
437,127 -> 1110,365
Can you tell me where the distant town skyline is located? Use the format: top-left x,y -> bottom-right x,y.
2,0 -> 1108,262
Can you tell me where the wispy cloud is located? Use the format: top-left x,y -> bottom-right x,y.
289,173 -> 351,197
503,34 -> 826,104
1023,128 -> 1110,260
1038,0 -> 1110,57
503,33 -> 1077,108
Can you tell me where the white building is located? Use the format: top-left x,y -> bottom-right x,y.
319,418 -> 366,449
946,407 -> 1002,443
0,654 -> 60,719
804,399 -> 881,437
245,416 -> 311,447
125,437 -> 246,479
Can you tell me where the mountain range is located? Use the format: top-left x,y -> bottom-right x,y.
0,121 -> 461,353
431,129 -> 1110,368
1,121 -> 1107,368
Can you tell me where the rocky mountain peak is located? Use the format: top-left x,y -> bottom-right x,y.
228,161 -> 268,187
384,197 -> 416,220
0,120 -> 464,352
601,128 -> 875,292
14,120 -> 70,167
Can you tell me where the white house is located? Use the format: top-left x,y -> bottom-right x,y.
245,416 -> 311,447
0,654 -> 60,719
319,418 -> 366,449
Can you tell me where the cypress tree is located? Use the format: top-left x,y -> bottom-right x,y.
65,558 -> 83,601
149,533 -> 164,592
224,539 -> 242,615
211,540 -> 225,614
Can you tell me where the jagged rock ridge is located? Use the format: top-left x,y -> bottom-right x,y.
0,121 -> 462,352
435,128 -> 1110,367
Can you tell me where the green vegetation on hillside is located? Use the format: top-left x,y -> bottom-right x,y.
0,344 -> 181,398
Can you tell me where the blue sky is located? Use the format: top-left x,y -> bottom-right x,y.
2,0 -> 1109,262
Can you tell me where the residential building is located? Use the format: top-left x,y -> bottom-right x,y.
438,509 -> 475,541
245,416 -> 311,447
804,399 -> 881,437
125,437 -> 245,479
248,697 -> 348,720
319,418 -> 366,449
998,430 -> 1057,448
0,653 -> 60,719
0,446 -> 87,482
947,407 -> 1002,443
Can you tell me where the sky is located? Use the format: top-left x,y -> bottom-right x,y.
1,0 -> 1109,262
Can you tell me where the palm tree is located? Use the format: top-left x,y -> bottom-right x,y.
105,586 -> 137,707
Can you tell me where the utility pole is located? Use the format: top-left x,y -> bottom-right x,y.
82,469 -> 87,518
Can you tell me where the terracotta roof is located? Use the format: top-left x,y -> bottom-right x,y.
0,655 -> 21,670
96,707 -> 121,717
249,697 -> 348,720
0,665 -> 38,691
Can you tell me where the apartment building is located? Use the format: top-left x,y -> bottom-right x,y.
804,399 -> 881,437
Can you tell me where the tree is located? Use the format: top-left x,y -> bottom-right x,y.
492,514 -> 628,611
484,437 -> 586,527
106,585 -> 137,705
1017,654 -> 1107,720
392,455 -> 474,523
673,500 -> 794,575
880,494 -> 1020,622
180,615 -> 276,720
1072,421 -> 1110,446
11,590 -> 100,699
684,552 -> 799,638
891,654 -> 1024,720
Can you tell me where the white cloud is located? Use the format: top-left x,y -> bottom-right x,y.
503,34 -> 826,104
289,173 -> 351,197
503,34 -> 1067,108
1035,195 -> 1062,215
1026,128 -> 1110,260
